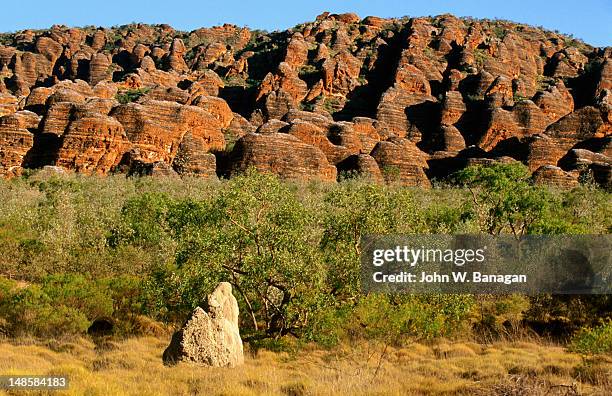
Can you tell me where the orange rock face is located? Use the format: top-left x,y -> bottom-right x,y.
440,91 -> 466,126
337,153 -> 384,183
370,139 -> 431,187
0,15 -> 608,186
287,120 -> 347,164
532,165 -> 579,188
56,111 -> 130,173
431,125 -> 466,153
533,81 -> 574,123
173,132 -> 218,177
479,101 -> 549,150
89,53 -> 112,85
376,59 -> 436,141
0,111 -> 39,175
522,135 -> 569,171
283,35 -> 309,68
227,133 -> 337,181
190,96 -> 234,128
112,100 -> 226,164
0,94 -> 18,117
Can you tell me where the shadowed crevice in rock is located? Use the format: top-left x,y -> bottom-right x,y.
405,100 -> 440,150
219,85 -> 257,118
22,132 -> 62,169
334,25 -> 409,121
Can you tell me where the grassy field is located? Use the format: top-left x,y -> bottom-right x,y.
1,336 -> 610,395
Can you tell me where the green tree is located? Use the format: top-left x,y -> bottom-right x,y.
148,171 -> 328,340
454,163 -> 552,236
320,181 -> 420,300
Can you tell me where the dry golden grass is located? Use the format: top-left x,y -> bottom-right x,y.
0,336 -> 610,395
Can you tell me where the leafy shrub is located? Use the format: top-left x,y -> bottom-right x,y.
298,64 -> 319,79
0,276 -> 16,300
536,75 -> 555,92
473,295 -> 531,336
102,275 -> 146,334
0,274 -> 113,337
302,293 -> 476,347
381,165 -> 401,183
473,49 -> 489,68
41,274 -> 113,319
513,93 -> 529,103
423,204 -> 471,233
525,294 -> 612,336
321,181 -> 420,300
322,97 -> 341,113
115,88 -> 150,104
454,163 -> 552,236
492,25 -> 507,40
110,193 -> 173,249
1,285 -> 88,337
348,294 -> 475,342
465,93 -> 484,102
570,320 -> 612,355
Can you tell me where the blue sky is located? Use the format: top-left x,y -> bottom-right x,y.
1,1 -> 610,47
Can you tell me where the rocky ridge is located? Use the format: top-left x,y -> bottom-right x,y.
0,13 -> 610,187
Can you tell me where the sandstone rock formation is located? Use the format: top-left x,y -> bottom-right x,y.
0,14 -> 609,186
227,133 -> 337,181
55,111 -> 129,173
0,111 -> 39,175
370,138 -> 431,187
163,282 -> 244,368
532,165 -> 579,188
